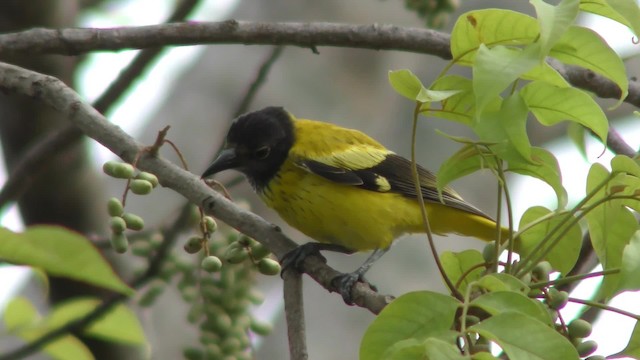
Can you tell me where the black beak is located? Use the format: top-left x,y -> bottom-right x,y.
202,148 -> 240,178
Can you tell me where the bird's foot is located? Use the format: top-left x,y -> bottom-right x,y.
280,243 -> 327,276
331,272 -> 378,305
280,243 -> 354,276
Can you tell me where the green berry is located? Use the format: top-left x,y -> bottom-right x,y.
201,256 -> 223,272
138,279 -> 164,307
109,216 -> 127,234
204,344 -> 222,358
109,232 -> 129,253
224,246 -> 248,264
103,160 -> 135,179
547,288 -> 569,310
250,243 -> 271,259
482,242 -> 497,264
107,197 -> 124,217
130,179 -> 153,195
131,240 -> 152,257
532,261 -> 553,282
184,236 -> 203,254
568,319 -> 593,338
250,318 -> 273,336
247,289 -> 265,305
149,232 -> 164,249
221,337 -> 241,354
203,216 -> 217,233
183,346 -> 204,360
576,340 -> 597,357
122,212 -> 144,231
257,258 -> 281,276
136,171 -> 159,188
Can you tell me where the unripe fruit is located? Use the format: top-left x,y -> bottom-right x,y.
130,179 -> 153,195
532,261 -> 553,282
110,232 -> 129,253
183,346 -> 204,360
184,236 -> 203,254
257,258 -> 281,276
203,216 -> 217,233
201,256 -> 223,272
250,243 -> 271,259
576,340 -> 597,357
122,213 -> 144,231
547,288 -> 569,310
482,242 -> 497,263
250,318 -> 273,336
109,216 -> 127,234
224,246 -> 248,264
107,197 -> 124,216
131,240 -> 152,257
136,171 -> 159,188
103,161 -> 135,179
138,279 -> 164,307
568,319 -> 593,338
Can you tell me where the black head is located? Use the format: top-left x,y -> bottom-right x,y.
202,107 -> 295,190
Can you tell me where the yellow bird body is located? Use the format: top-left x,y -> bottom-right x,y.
258,118 -> 501,251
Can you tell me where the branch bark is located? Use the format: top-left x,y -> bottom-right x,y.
0,21 -> 636,110
0,61 -> 392,315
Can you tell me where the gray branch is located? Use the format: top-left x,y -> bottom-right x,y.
0,21 -> 636,110
0,61 -> 391,315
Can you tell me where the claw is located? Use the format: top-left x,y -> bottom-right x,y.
280,243 -> 327,276
331,273 -> 378,305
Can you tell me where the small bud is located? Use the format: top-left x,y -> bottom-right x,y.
203,216 -> 217,233
136,171 -> 159,188
109,216 -> 127,234
107,197 -> 124,217
568,319 -> 593,338
103,160 -> 135,179
122,213 -> 144,231
110,232 -> 129,253
184,236 -> 203,254
130,179 -> 153,195
257,258 -> 281,276
201,256 -> 223,272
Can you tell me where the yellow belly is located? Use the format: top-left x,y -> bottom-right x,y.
260,162 -> 502,251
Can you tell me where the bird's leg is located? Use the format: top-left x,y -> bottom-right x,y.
332,247 -> 389,305
280,242 -> 355,274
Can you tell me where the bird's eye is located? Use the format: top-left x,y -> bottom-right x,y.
254,146 -> 271,159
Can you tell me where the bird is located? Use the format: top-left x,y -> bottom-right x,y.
202,106 -> 507,304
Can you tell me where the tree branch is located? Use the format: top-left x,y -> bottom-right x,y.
0,61 -> 392,310
283,269 -> 308,360
0,21 -> 637,111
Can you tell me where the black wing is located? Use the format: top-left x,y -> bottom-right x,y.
299,154 -> 492,220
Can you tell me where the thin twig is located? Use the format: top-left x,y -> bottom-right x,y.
283,269 -> 308,360
232,46 -> 284,118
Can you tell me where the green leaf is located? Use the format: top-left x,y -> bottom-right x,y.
473,44 -> 538,113
441,249 -> 486,291
618,231 -> 640,292
474,93 -> 532,161
516,206 -> 582,274
471,291 -> 552,326
436,144 -> 499,195
4,297 -> 39,332
521,81 -> 609,145
566,122 -> 587,158
390,70 -> 461,103
531,0 -> 580,57
506,147 -> 568,208
469,312 -> 579,360
585,163 -> 637,300
0,226 -> 133,296
388,69 -> 425,101
3,297 -> 94,360
611,320 -> 640,358
611,154 -> 640,178
43,297 -> 146,345
360,291 -> 460,360
476,273 -> 530,294
580,0 -> 632,29
521,61 -> 570,88
451,9 -> 539,65
551,25 -> 628,101
607,0 -> 640,38
383,338 -> 466,360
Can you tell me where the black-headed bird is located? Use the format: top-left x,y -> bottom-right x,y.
202,106 -> 505,304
